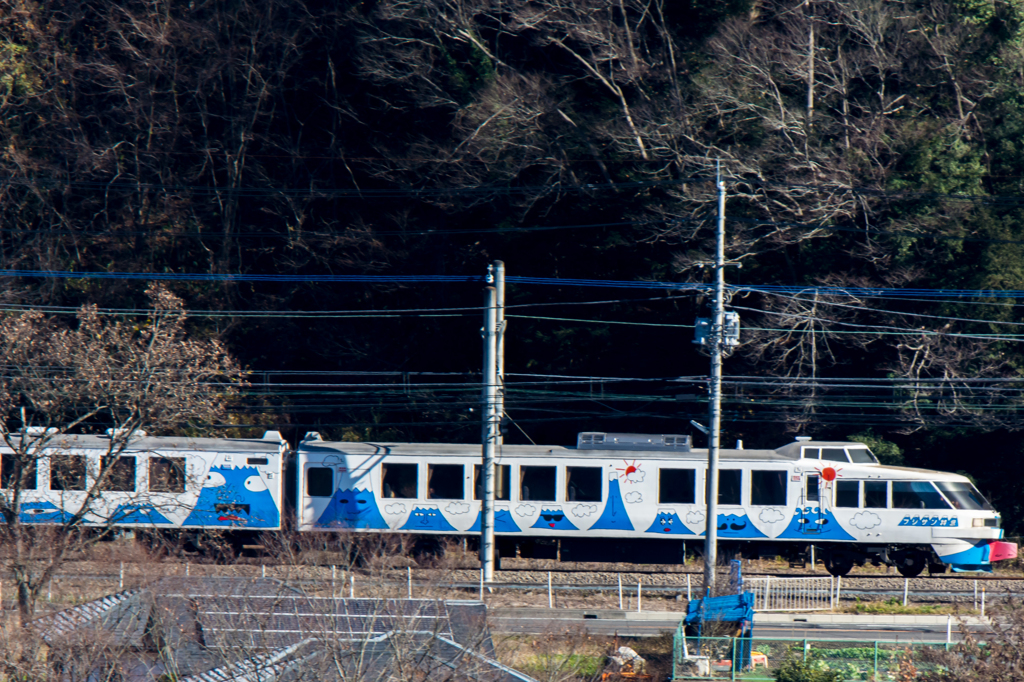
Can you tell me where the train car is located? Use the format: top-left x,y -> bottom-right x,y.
295,431 -> 1015,576
3,431 -> 286,532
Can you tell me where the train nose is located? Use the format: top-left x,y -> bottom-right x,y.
989,540 -> 1018,563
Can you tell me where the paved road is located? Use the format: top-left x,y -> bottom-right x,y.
489,608 -> 989,642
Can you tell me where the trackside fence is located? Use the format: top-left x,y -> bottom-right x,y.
672,632 -> 949,681
744,576 -> 834,611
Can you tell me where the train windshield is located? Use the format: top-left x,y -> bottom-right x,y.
847,447 -> 877,464
935,481 -> 994,510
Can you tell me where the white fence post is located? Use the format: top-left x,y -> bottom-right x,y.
408,566 -> 412,599
903,579 -> 909,607
637,581 -> 642,613
618,574 -> 623,610
261,564 -> 265,579
947,615 -> 952,645
479,569 -> 484,601
547,571 -> 553,608
350,575 -> 355,599
119,562 -> 124,590
765,575 -> 771,610
982,586 -> 986,617
836,576 -> 842,610
974,580 -> 978,610
687,573 -> 692,601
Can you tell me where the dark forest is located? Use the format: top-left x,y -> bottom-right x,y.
3,0 -> 1024,529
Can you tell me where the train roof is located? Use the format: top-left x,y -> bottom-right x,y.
299,439 -> 786,461
1,432 -> 285,454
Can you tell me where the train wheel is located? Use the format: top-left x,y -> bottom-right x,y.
897,554 -> 926,578
824,553 -> 853,577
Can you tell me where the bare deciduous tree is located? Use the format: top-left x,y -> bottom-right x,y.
0,284 -> 243,622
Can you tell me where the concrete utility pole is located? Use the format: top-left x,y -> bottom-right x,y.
494,261 -> 506,447
703,163 -> 727,598
480,275 -> 499,582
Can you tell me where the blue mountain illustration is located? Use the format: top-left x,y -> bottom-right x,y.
716,513 -> 768,539
316,488 -> 388,529
531,508 -> 579,530
469,508 -> 521,532
777,506 -> 855,541
111,503 -> 173,525
400,507 -> 457,532
182,466 -> 280,528
591,479 -> 633,531
19,501 -> 72,524
645,510 -> 694,535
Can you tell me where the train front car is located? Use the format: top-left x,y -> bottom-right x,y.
783,440 -> 1014,576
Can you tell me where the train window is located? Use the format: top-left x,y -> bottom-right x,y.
0,456 -> 36,490
751,470 -> 787,506
893,481 -> 951,510
520,466 -> 556,501
802,448 -> 821,459
382,463 -> 418,499
566,467 -> 602,502
806,475 -> 819,503
306,467 -> 333,497
149,457 -> 186,493
100,456 -> 136,492
847,447 -> 877,464
718,470 -> 742,505
935,482 -> 993,511
428,464 -> 464,499
865,481 -> 887,508
660,469 -> 696,504
50,455 -> 86,491
821,448 -> 849,462
835,480 -> 860,508
474,465 -> 511,500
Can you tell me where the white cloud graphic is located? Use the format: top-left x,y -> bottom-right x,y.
686,510 -> 706,525
320,455 -> 343,467
624,491 -> 643,504
851,511 -> 882,530
571,504 -> 598,517
445,502 -> 471,515
384,503 -> 407,515
625,469 -> 646,484
515,504 -> 536,517
759,508 -> 785,524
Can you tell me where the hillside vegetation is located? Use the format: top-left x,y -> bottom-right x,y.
3,0 -> 1024,527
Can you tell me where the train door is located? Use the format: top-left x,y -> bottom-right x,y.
804,473 -> 820,506
794,472 -> 828,536
302,460 -> 335,528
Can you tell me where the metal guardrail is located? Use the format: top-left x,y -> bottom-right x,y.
744,576 -> 834,612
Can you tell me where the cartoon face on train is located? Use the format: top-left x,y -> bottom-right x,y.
778,506 -> 855,541
645,510 -> 694,535
317,488 -> 389,529
183,466 -> 280,528
716,513 -> 767,538
531,508 -> 579,530
400,507 -> 457,532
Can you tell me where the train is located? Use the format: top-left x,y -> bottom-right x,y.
5,430 -> 1014,577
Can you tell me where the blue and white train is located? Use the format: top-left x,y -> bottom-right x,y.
295,432 -> 1015,577
4,430 -> 1014,576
